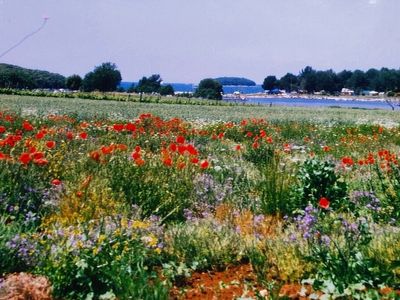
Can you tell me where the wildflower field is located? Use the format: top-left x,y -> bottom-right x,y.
0,94 -> 400,299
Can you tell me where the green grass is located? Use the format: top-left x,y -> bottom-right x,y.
1,94 -> 400,125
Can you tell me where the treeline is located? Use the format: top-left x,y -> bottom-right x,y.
0,62 -> 175,96
263,66 -> 400,95
215,77 -> 256,86
0,64 -> 66,89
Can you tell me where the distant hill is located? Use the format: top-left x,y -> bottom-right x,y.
0,63 -> 66,89
215,77 -> 256,86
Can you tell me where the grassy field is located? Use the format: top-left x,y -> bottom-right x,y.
1,93 -> 400,298
1,94 -> 400,125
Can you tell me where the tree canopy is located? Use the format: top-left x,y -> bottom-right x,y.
134,74 -> 162,93
0,63 -> 65,89
194,78 -> 223,100
66,74 -> 82,91
82,62 -> 122,92
262,75 -> 278,91
215,77 -> 256,86
263,66 -> 400,95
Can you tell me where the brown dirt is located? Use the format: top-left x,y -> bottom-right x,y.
170,264 -> 261,299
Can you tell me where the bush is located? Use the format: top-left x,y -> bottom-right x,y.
291,158 -> 347,212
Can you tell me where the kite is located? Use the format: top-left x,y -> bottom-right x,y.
0,17 -> 49,59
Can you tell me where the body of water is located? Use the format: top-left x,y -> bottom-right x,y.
120,82 -> 398,110
119,82 -> 263,94
229,97 -> 399,111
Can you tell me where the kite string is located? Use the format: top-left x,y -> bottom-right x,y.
0,18 -> 48,59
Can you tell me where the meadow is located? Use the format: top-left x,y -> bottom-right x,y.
0,94 -> 400,299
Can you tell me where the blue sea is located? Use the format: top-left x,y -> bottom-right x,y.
119,82 -> 398,110
241,97 -> 399,110
119,82 -> 263,94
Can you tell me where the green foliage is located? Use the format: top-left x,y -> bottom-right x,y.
262,75 -> 278,91
0,217 -> 29,274
257,154 -> 297,216
279,73 -> 298,92
65,74 -> 82,91
214,77 -> 256,86
82,62 -> 122,92
292,158 -> 347,211
306,212 -> 374,295
135,74 -> 162,94
106,155 -> 195,222
194,78 -> 223,100
0,63 -> 65,89
159,84 -> 175,96
34,216 -> 168,299
165,218 -> 245,270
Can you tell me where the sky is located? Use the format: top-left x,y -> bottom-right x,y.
0,0 -> 399,83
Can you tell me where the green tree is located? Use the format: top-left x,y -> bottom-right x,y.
279,73 -> 298,92
66,74 -> 82,90
315,70 -> 338,94
159,84 -> 174,96
346,70 -> 368,94
82,62 -> 122,92
262,75 -> 278,91
135,74 -> 162,93
299,66 -> 317,93
194,78 -> 223,100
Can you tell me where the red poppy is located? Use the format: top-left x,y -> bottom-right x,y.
135,158 -> 145,166
32,152 -> 44,160
200,160 -> 209,169
0,126 -> 6,134
341,156 -> 354,166
51,179 -> 62,185
101,146 -> 113,155
235,144 -> 242,151
33,158 -> 48,166
66,131 -> 74,140
163,157 -> 173,167
90,150 -> 101,162
22,121 -> 34,131
191,157 -> 199,164
186,144 -> 198,156
319,197 -> 330,209
176,136 -> 185,144
323,146 -> 331,152
178,145 -> 186,155
113,124 -> 124,132
79,132 -> 88,139
134,145 -> 141,153
76,191 -> 83,198
252,142 -> 260,149
116,144 -> 128,151
125,123 -> 136,132
35,131 -> 45,139
28,146 -> 37,153
131,151 -> 141,160
46,140 -> 56,149
169,143 -> 177,152
19,152 -> 31,165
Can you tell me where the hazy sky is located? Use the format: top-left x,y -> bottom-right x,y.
0,0 -> 399,83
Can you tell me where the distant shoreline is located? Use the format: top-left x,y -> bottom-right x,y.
224,93 -> 400,103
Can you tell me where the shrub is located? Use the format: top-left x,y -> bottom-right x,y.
165,217 -> 245,271
291,158 -> 347,212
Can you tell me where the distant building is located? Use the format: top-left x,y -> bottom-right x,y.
341,88 -> 354,96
